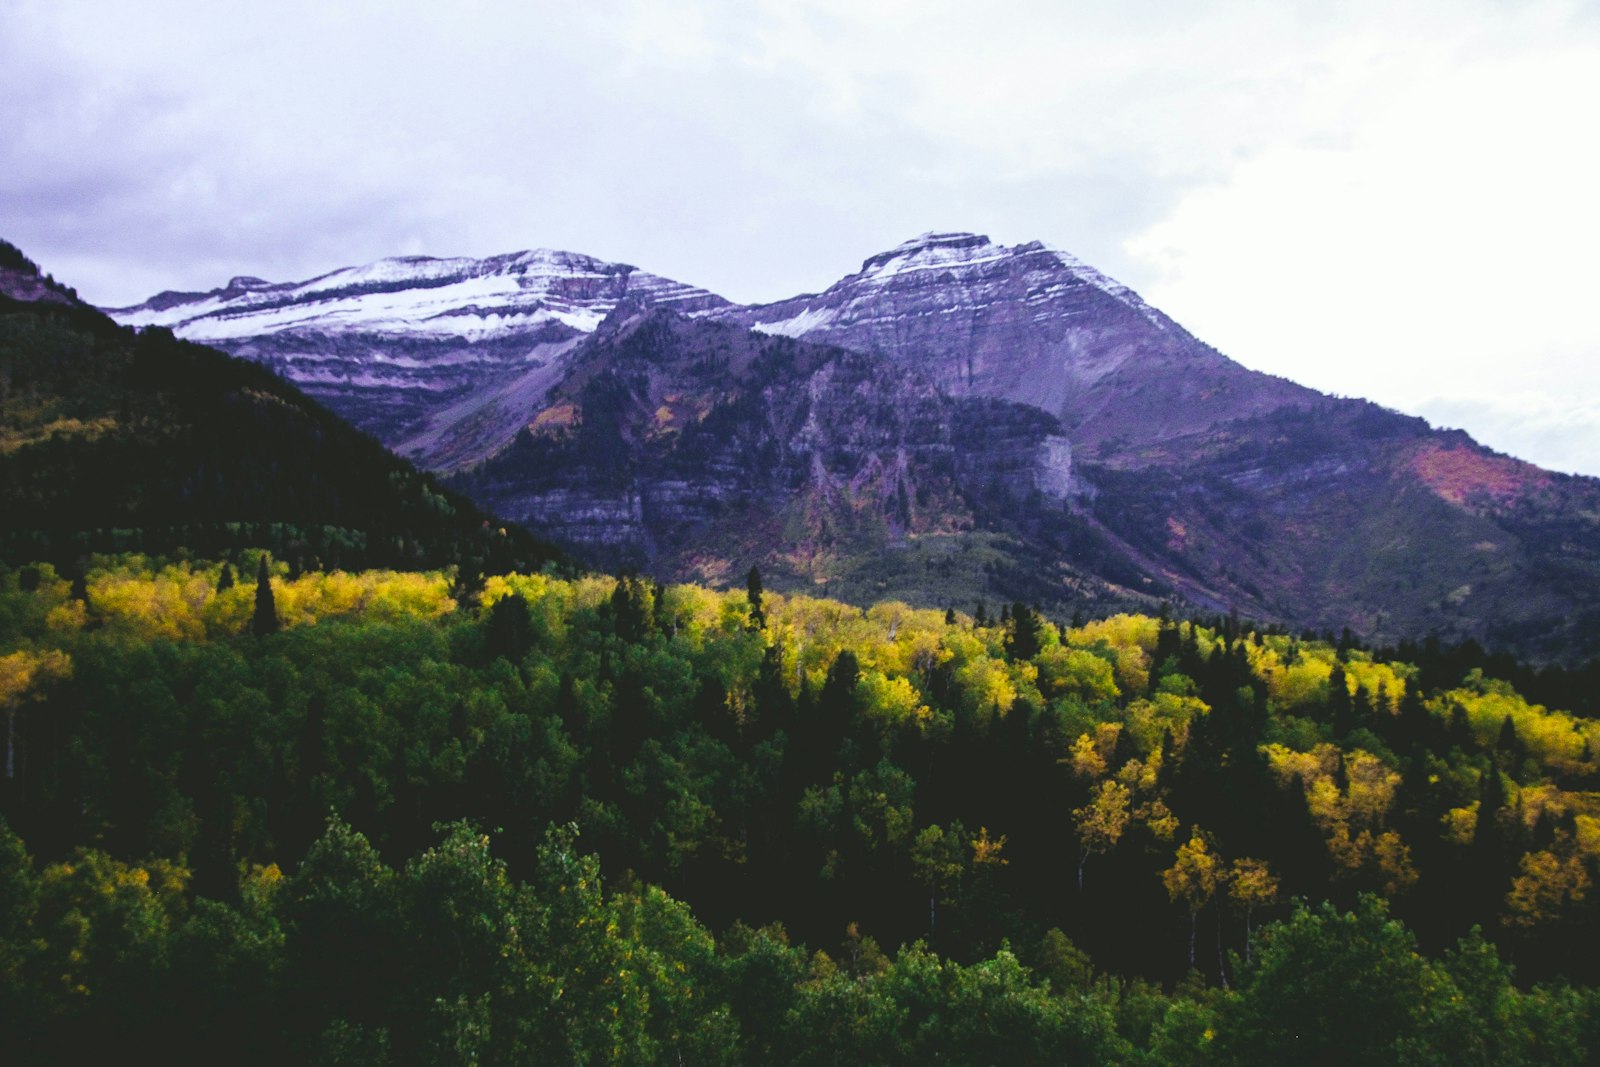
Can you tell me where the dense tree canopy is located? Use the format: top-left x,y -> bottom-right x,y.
5,555 -> 1600,1061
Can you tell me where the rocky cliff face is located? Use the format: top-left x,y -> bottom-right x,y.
446,309 -> 1108,602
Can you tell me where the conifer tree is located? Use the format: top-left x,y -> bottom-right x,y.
1326,664 -> 1351,729
1005,603 -> 1042,661
251,555 -> 279,637
1496,715 -> 1527,773
746,566 -> 766,630
486,592 -> 533,663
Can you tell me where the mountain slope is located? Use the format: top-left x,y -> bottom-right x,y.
1,239 -> 561,575
109,249 -> 731,463
1087,402 -> 1600,660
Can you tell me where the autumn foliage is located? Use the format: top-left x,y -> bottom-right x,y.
4,556 -> 1600,1061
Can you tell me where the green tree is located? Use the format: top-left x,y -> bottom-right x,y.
282,819 -> 400,1043
0,818 -> 41,1028
251,555 -> 279,637
911,822 -> 967,940
484,591 -> 533,663
1212,896 -> 1429,1065
1005,603 -> 1043,661
746,566 -> 767,630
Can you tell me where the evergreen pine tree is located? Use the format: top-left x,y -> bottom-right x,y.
251,555 -> 279,637
1005,603 -> 1043,661
1448,704 -> 1478,753
609,575 -> 651,643
486,592 -> 533,663
1326,664 -> 1351,728
746,565 -> 766,630
1396,685 -> 1432,755
1496,715 -> 1527,772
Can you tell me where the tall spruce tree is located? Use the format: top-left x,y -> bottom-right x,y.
746,566 -> 766,630
251,555 -> 279,637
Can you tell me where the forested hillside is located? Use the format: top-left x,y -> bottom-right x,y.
0,247 -> 563,577
4,556 -> 1600,1062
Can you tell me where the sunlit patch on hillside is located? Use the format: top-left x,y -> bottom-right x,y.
1408,440 -> 1547,508
530,401 -> 577,431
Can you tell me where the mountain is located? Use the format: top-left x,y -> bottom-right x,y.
714,233 -> 1600,660
109,249 -> 730,469
717,231 -> 1318,448
105,234 -> 1600,661
1,239 -> 562,576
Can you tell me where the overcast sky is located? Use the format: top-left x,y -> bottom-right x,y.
4,0 -> 1598,474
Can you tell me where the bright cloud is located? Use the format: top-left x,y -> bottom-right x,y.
1127,27 -> 1600,473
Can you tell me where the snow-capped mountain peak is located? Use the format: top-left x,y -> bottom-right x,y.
857,231 -> 1007,277
111,248 -> 731,344
103,248 -> 732,465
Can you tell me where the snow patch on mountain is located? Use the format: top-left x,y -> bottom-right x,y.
1035,243 -> 1165,329
733,231 -> 1168,337
110,248 -> 730,344
750,305 -> 839,337
856,232 -> 1016,282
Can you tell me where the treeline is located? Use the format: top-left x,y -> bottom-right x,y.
7,557 -> 1600,1058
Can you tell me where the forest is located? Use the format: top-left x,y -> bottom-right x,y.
0,289 -> 563,577
5,554 -> 1600,1063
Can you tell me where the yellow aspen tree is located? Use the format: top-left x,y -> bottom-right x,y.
1506,845 -> 1590,930
1,648 -> 72,781
1372,831 -> 1419,896
1067,732 -> 1107,780
1073,779 -> 1131,890
970,826 -> 1009,867
1227,857 -> 1280,961
1162,827 -> 1222,970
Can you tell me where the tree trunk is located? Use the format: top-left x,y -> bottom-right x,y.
5,707 -> 13,780
1216,909 -> 1229,989
1188,908 -> 1197,969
